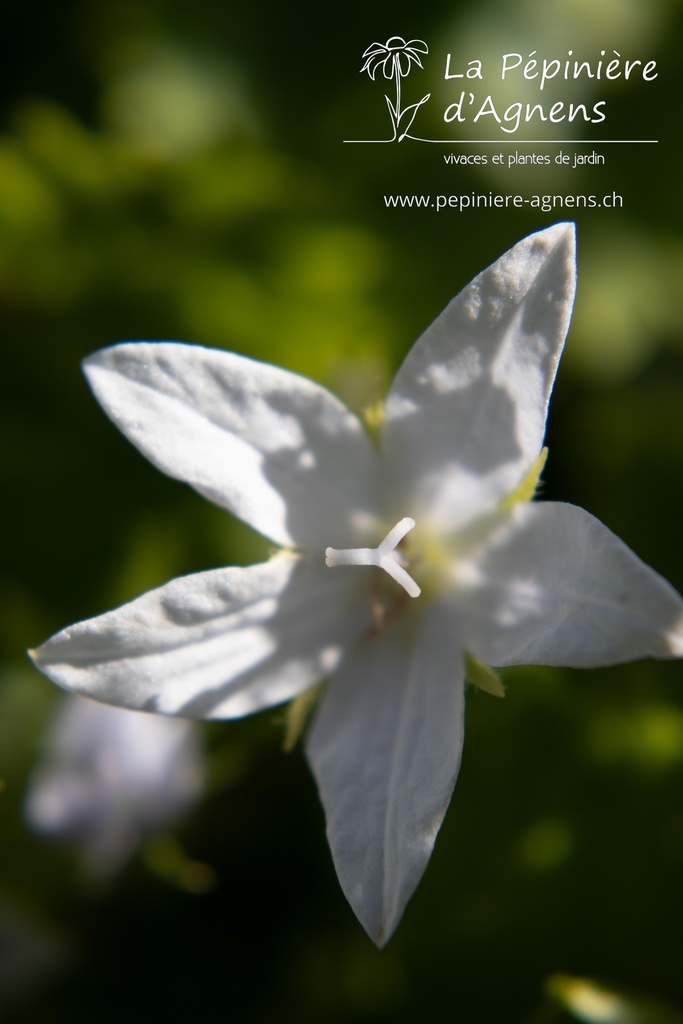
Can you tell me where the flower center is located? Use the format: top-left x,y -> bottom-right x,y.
325,518 -> 421,598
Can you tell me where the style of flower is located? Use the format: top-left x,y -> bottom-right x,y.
25,696 -> 204,874
360,36 -> 430,142
30,224 -> 683,944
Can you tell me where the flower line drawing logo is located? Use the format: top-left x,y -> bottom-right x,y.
359,36 -> 431,142
29,225 -> 683,945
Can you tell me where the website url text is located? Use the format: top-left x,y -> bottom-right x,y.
384,192 -> 623,212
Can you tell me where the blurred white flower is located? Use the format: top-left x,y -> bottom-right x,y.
30,224 -> 683,942
25,697 -> 204,874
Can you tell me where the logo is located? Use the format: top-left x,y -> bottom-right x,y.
345,37 -> 659,144
355,37 -> 431,142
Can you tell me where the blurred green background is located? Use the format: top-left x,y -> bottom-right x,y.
2,0 -> 683,1021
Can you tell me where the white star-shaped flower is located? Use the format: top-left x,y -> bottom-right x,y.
30,224 -> 683,944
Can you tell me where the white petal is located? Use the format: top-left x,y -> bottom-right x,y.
306,604 -> 465,945
30,555 -> 371,720
382,224 -> 576,530
83,343 -> 381,549
455,502 -> 683,668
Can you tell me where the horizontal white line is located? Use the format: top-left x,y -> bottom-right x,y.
343,139 -> 658,144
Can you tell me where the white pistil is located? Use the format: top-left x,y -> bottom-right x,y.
325,517 -> 421,598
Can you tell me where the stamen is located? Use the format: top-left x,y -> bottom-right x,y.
325,517 -> 421,598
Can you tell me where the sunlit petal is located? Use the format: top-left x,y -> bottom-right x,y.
455,501 -> 683,667
306,603 -> 465,945
31,555 -> 371,720
383,224 -> 576,531
84,343 -> 381,550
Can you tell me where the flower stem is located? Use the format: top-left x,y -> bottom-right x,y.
394,54 -> 402,122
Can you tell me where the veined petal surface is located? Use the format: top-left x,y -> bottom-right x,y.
306,604 -> 466,945
455,502 -> 683,668
30,555 -> 371,720
382,223 -> 576,531
84,344 -> 381,550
